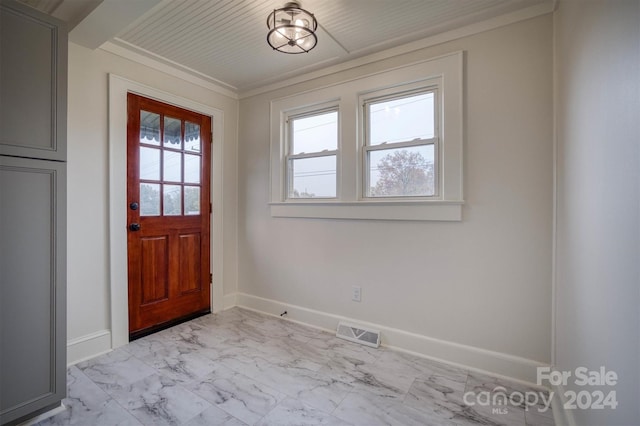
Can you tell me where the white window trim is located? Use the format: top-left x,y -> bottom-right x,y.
269,51 -> 464,221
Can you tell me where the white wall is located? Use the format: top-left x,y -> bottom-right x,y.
66,43 -> 238,350
554,1 -> 640,425
237,14 -> 553,376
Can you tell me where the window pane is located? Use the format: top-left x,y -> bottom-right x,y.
185,121 -> 201,152
140,147 -> 160,180
164,116 -> 182,148
184,154 -> 200,184
140,110 -> 160,146
184,186 -> 200,215
163,184 -> 182,215
140,183 -> 160,216
289,155 -> 336,198
368,145 -> 435,197
291,111 -> 337,154
163,151 -> 181,182
369,92 -> 434,145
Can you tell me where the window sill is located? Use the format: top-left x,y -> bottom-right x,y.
269,200 -> 463,221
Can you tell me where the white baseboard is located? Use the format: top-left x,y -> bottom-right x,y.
223,292 -> 238,310
66,293 -> 235,365
67,330 -> 112,366
550,382 -> 575,426
64,295 -> 551,387
232,292 -> 550,385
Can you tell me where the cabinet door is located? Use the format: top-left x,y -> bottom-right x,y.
0,0 -> 67,161
0,156 -> 66,425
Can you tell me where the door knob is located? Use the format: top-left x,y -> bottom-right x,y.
130,202 -> 139,210
129,223 -> 141,231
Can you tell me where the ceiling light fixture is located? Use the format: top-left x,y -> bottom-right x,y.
266,1 -> 317,54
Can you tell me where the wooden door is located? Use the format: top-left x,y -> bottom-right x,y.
127,93 -> 211,339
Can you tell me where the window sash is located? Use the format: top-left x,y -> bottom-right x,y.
285,107 -> 339,200
363,140 -> 439,199
362,88 -> 439,199
286,107 -> 339,156
364,138 -> 436,152
286,153 -> 338,199
287,149 -> 338,160
364,88 -> 437,147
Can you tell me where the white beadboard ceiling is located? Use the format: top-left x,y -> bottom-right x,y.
20,0 -> 551,94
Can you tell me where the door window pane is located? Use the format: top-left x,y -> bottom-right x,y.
184,154 -> 200,184
140,147 -> 160,180
140,111 -> 160,146
185,122 -> 201,152
140,183 -> 160,216
368,145 -> 435,197
369,92 -> 434,145
163,185 -> 182,216
184,186 -> 200,215
164,116 -> 182,148
163,151 -> 181,182
291,111 -> 338,154
289,155 -> 336,198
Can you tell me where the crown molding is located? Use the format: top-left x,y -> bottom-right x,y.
100,39 -> 239,100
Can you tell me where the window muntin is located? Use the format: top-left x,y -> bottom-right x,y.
286,108 -> 338,199
364,89 -> 438,198
138,110 -> 204,216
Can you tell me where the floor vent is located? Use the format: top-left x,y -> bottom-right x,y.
336,322 -> 381,348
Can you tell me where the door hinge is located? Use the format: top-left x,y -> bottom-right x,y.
210,132 -> 213,143
209,273 -> 213,284
209,203 -> 212,214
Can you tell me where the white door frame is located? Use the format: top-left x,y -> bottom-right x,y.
108,74 -> 225,348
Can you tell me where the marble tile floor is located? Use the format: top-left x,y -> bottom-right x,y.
37,308 -> 555,426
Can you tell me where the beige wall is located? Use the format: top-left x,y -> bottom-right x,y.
66,42 -> 239,343
554,1 -> 640,424
237,14 -> 553,367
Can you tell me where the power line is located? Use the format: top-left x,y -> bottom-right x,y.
293,121 -> 337,133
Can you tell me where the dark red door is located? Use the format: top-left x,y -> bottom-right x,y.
127,93 -> 211,338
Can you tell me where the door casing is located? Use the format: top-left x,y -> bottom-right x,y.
107,74 -> 226,350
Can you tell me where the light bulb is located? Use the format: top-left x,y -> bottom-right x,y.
295,18 -> 308,29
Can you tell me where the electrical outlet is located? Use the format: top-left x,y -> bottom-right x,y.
352,286 -> 361,302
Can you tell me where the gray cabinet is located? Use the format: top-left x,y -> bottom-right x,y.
0,158 -> 66,424
0,1 -> 67,424
0,0 -> 67,161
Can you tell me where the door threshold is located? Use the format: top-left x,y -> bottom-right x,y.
129,309 -> 211,341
